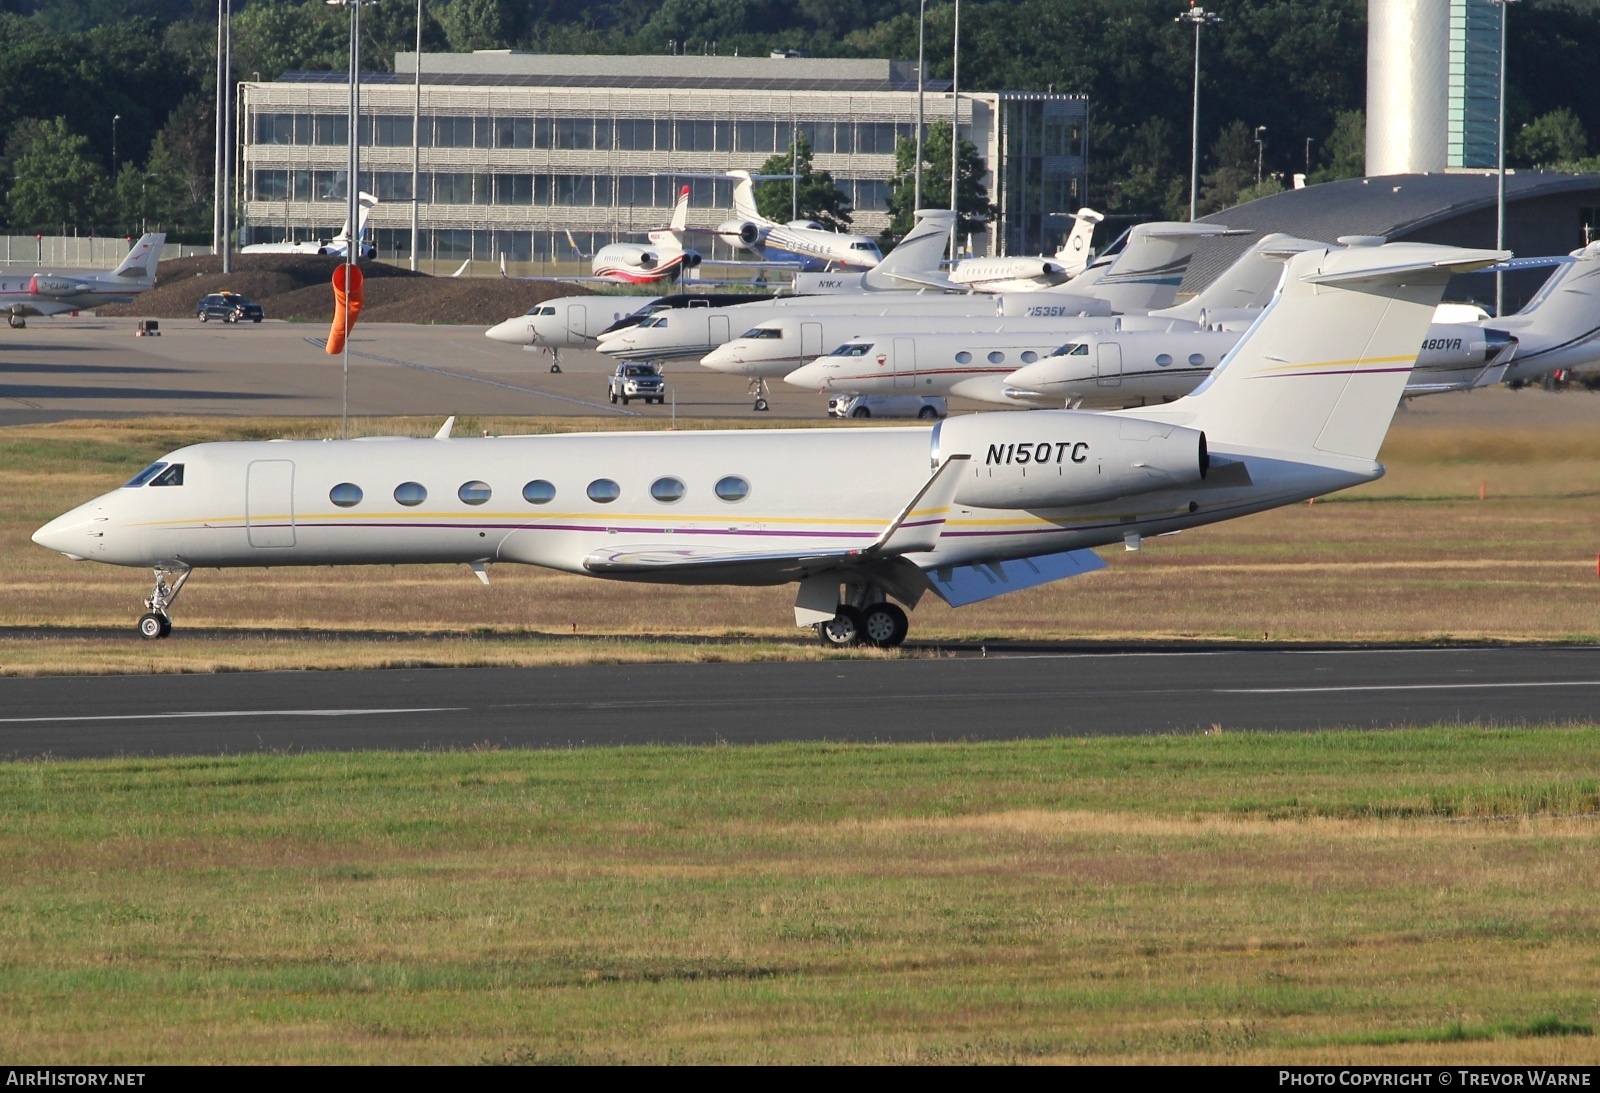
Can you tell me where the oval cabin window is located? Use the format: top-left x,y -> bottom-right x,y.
651,477 -> 686,503
522,480 -> 556,504
714,475 -> 750,502
587,479 -> 621,503
329,483 -> 363,508
458,481 -> 492,505
394,482 -> 427,507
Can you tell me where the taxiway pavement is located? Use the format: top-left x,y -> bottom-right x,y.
1,645 -> 1595,759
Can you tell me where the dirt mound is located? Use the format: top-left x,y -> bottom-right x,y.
98,252 -> 592,325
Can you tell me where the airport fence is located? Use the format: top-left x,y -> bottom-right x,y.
0,236 -> 212,269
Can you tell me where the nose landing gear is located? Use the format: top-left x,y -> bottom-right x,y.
749,377 -> 770,412
137,564 -> 190,640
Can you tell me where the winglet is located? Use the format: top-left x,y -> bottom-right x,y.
863,454 -> 970,556
434,416 -> 455,439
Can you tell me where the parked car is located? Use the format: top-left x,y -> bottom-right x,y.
196,292 -> 264,323
827,394 -> 947,420
607,360 -> 667,405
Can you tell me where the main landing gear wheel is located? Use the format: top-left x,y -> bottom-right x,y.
7,313 -> 24,329
860,603 -> 909,649
753,397 -> 769,412
816,605 -> 866,648
138,613 -> 171,640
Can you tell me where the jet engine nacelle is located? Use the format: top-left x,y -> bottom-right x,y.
718,219 -> 764,247
935,412 -> 1209,509
681,251 -> 703,269
29,275 -> 90,297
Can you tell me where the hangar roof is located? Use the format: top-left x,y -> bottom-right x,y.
1185,170 -> 1600,291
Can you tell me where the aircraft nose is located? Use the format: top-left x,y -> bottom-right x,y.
783,361 -> 826,389
700,344 -> 739,371
32,505 -> 101,560
485,319 -> 529,344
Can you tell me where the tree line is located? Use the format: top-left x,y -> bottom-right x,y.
4,0 -> 1600,241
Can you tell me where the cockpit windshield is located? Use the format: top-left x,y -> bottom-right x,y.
832,343 -> 873,357
1050,343 -> 1090,357
123,462 -> 169,488
742,327 -> 782,340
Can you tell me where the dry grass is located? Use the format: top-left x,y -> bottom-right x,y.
3,418 -> 1597,674
2,730 -> 1598,1063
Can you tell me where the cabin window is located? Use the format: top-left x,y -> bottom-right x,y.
394,481 -> 427,506
954,351 -> 972,365
150,464 -> 185,487
1189,354 -> 1206,366
458,480 -> 492,505
587,478 -> 620,503
1020,351 -> 1039,364
987,351 -> 1006,365
522,480 -> 556,504
1156,354 -> 1173,367
123,462 -> 169,488
329,483 -> 363,507
714,475 -> 750,503
650,476 -> 686,503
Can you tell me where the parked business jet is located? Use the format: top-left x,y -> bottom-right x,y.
946,207 -> 1104,292
565,186 -> 705,284
711,170 -> 884,271
241,193 -> 377,259
484,291 -> 778,371
34,241 -> 1501,647
1487,241 -> 1600,386
0,233 -> 166,328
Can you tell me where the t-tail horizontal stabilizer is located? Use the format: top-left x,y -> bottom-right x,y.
924,549 -> 1107,608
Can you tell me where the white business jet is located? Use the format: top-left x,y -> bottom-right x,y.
241,193 -> 378,258
35,241 -> 1502,647
707,170 -> 883,272
946,207 -> 1105,292
0,233 -> 166,328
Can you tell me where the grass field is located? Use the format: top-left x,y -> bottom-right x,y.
2,728 -> 1598,1064
3,414 -> 1598,674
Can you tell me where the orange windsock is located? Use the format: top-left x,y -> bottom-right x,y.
324,263 -> 365,355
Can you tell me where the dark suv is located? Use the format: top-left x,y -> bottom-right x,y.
196,292 -> 264,323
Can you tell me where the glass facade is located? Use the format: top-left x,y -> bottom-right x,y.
1446,0 -> 1503,169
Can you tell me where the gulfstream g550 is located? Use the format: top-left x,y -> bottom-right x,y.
34,242 -> 1503,646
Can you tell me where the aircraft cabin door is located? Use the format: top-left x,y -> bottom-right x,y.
800,322 -> 822,360
566,303 -> 586,338
246,459 -> 296,548
709,315 -> 730,346
1096,342 -> 1123,387
892,338 -> 916,389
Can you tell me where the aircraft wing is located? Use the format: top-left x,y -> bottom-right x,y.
2,301 -> 62,318
581,454 -> 971,583
874,269 -> 966,292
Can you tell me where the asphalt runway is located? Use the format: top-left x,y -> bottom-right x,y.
1,644 -> 1595,759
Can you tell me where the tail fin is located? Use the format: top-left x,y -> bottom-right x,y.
648,185 -> 692,247
1157,233 -> 1325,321
111,233 -> 166,282
332,192 -> 379,246
1053,207 -> 1103,276
862,209 -> 958,290
1139,242 -> 1505,461
728,170 -> 761,222
1072,222 -> 1248,312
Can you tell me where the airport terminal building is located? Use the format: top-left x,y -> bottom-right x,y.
238,51 -> 1089,272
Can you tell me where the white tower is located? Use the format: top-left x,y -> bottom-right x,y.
1366,0 -> 1451,175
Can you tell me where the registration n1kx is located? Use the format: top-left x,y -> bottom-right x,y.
33,240 -> 1508,648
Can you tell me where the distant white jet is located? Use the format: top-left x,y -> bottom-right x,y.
35,241 -> 1502,647
0,233 -> 166,328
241,192 -> 378,258
946,207 -> 1105,292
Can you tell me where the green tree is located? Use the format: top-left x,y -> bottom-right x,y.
438,0 -> 524,53
1309,109 -> 1365,184
1197,120 -> 1255,214
4,117 -> 111,232
1512,108 -> 1588,168
752,133 -> 853,230
143,93 -> 213,233
883,119 -> 993,244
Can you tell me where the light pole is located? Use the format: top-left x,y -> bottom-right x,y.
1254,125 -> 1266,186
213,0 -> 233,271
111,115 -> 121,173
1176,3 -> 1220,222
949,0 -> 960,260
913,0 -> 926,216
328,0 -> 377,439
410,0 -> 421,272
1304,136 -> 1313,181
1490,0 -> 1519,317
